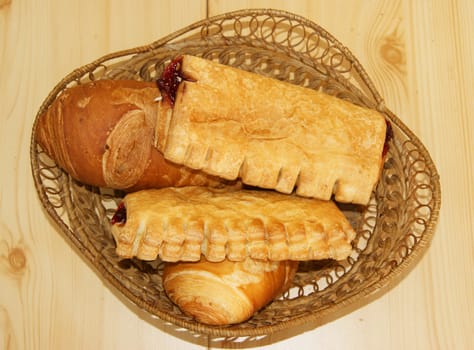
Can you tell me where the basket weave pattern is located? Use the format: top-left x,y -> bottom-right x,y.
31,9 -> 440,337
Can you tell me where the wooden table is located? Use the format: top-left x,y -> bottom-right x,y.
1,1 -> 472,349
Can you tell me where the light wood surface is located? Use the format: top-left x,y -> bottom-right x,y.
1,0 -> 472,349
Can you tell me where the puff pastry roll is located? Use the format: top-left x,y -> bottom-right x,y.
155,55 -> 388,205
110,187 -> 356,262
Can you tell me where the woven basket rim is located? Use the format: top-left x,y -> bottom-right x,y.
30,9 -> 441,338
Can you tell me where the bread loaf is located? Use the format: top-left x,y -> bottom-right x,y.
35,79 -> 232,191
163,258 -> 298,325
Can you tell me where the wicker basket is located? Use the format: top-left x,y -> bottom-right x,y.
30,9 -> 440,338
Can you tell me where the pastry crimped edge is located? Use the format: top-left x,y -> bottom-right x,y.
155,55 -> 387,205
110,186 -> 357,262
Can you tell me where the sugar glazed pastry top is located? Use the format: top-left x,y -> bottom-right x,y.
155,55 -> 389,205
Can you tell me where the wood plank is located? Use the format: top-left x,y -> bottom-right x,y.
206,1 -> 474,348
0,1 -> 208,349
1,0 -> 473,349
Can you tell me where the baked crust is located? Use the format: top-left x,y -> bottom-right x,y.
162,258 -> 298,325
35,79 -> 233,191
156,55 -> 387,205
110,186 -> 356,262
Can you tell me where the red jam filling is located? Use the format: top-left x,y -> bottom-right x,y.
156,56 -> 187,106
382,120 -> 393,158
111,202 -> 127,225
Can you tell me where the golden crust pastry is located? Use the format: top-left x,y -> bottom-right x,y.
156,55 -> 387,205
162,257 -> 298,325
110,187 -> 356,262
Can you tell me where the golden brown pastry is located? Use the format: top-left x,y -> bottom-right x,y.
35,79 -> 232,191
110,186 -> 356,262
155,55 -> 388,205
162,257 -> 298,325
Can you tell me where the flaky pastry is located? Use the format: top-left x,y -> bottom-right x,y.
110,186 -> 356,262
155,55 -> 388,205
163,257 -> 298,325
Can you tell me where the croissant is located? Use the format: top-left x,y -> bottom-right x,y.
35,79 -> 232,191
163,257 -> 298,325
155,55 -> 389,205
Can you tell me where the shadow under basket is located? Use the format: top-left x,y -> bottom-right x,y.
30,9 -> 440,338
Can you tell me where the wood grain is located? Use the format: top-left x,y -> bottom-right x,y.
1,1 -> 473,349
